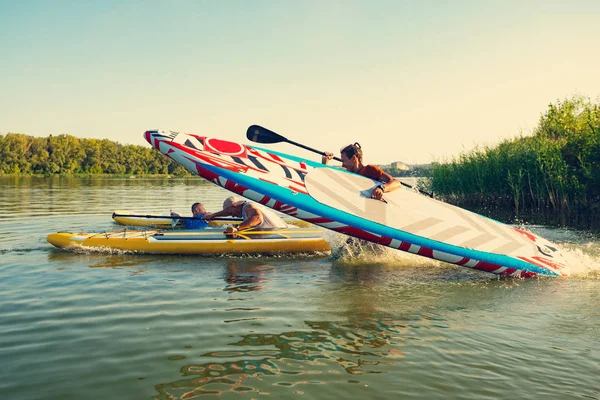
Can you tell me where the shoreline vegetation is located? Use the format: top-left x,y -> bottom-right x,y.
0,134 -> 188,177
2,95 -> 598,229
424,96 -> 600,230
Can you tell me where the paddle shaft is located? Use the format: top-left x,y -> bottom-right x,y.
399,181 -> 433,197
112,212 -> 241,221
286,138 -> 343,162
287,138 -> 432,196
159,228 -> 321,236
247,125 -> 433,198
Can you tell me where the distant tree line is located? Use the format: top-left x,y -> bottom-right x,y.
428,95 -> 600,227
379,165 -> 432,177
0,133 -> 190,176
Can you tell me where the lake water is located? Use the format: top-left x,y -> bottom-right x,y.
1,177 -> 600,400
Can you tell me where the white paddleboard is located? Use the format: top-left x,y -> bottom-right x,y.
144,129 -> 569,277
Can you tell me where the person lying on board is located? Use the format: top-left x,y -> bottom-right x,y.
322,142 -> 400,201
202,196 -> 288,234
170,202 -> 210,229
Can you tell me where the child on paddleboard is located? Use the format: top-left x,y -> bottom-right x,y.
170,202 -> 209,229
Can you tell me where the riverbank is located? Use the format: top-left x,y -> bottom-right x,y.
0,173 -> 184,178
427,96 -> 600,230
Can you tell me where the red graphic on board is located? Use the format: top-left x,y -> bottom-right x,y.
513,227 -> 537,242
204,138 -> 247,157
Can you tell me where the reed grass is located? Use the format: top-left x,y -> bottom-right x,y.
429,96 -> 600,225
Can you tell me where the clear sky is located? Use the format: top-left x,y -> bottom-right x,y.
1,0 -> 599,164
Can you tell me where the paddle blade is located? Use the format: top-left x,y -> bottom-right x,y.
246,125 -> 288,144
247,124 -> 342,162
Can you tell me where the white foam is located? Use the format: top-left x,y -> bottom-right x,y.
325,231 -> 446,267
325,229 -> 600,279
559,243 -> 600,279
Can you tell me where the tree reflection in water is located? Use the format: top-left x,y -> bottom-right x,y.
222,260 -> 270,293
153,319 -> 407,399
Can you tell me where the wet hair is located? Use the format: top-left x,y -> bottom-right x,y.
340,143 -> 363,163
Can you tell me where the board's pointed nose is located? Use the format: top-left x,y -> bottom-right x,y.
144,130 -> 155,146
144,129 -> 168,149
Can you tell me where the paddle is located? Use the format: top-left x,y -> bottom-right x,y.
247,125 -> 342,162
159,228 -> 322,236
158,227 -> 323,240
246,125 -> 434,198
112,212 -> 242,222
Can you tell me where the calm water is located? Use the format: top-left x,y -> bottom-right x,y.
1,177 -> 600,400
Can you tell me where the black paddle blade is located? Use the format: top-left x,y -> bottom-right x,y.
246,125 -> 288,144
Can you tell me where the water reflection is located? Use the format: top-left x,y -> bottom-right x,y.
151,265 -> 578,399
153,319 -> 408,399
47,248 -> 155,270
223,260 -> 270,293
4,177 -> 600,400
0,176 -> 231,225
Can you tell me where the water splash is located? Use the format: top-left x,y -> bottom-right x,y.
325,231 -> 449,267
525,225 -> 600,279
560,244 -> 600,279
324,228 -> 600,280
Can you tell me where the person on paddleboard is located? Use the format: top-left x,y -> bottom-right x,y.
170,202 -> 210,229
202,197 -> 288,234
322,142 -> 400,200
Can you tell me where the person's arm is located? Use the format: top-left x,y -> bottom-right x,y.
237,204 -> 263,230
201,209 -> 226,220
225,204 -> 263,233
378,172 -> 401,192
371,170 -> 401,200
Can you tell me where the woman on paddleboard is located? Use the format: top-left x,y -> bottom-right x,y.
203,197 -> 288,234
322,143 -> 400,200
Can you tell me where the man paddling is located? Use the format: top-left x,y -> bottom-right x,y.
203,197 -> 287,234
322,142 -> 400,201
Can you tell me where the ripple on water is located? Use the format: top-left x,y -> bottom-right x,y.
2,178 -> 600,400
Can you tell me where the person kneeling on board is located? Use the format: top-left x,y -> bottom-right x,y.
322,142 -> 400,201
203,196 -> 288,234
170,202 -> 210,229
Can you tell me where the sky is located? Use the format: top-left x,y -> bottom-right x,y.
1,0 -> 599,165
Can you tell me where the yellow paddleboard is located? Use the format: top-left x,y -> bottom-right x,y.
48,227 -> 329,255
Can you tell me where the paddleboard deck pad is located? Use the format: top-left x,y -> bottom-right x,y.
47,228 -> 330,255
145,129 -> 570,277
